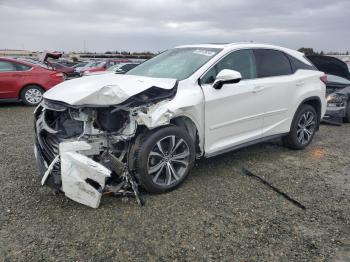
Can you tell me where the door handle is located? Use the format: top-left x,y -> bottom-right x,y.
252,86 -> 265,93
296,81 -> 305,87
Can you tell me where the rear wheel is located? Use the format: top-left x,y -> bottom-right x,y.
343,100 -> 350,123
283,104 -> 317,149
134,126 -> 195,193
21,85 -> 44,106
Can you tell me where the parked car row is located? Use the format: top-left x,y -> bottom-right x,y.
0,54 -> 141,105
83,62 -> 140,76
0,57 -> 64,105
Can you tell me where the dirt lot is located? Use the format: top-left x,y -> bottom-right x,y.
0,104 -> 349,262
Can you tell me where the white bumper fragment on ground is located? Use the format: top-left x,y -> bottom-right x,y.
59,141 -> 111,208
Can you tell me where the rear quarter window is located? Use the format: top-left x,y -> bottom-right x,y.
287,55 -> 316,72
15,63 -> 32,71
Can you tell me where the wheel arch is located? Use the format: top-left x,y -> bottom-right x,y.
170,115 -> 202,156
18,83 -> 45,99
296,96 -> 322,131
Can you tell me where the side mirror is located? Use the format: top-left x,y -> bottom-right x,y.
213,69 -> 242,89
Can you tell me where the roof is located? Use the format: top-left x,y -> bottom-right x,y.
175,42 -> 308,65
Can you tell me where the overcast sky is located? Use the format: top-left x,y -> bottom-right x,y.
0,0 -> 349,52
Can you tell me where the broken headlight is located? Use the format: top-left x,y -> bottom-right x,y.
326,93 -> 347,107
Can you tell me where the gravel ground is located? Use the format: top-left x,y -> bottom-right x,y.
0,104 -> 349,262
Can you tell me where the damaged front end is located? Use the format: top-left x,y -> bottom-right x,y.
324,86 -> 350,120
34,80 -> 178,208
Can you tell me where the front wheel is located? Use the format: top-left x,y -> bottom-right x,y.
134,126 -> 195,193
283,104 -> 317,149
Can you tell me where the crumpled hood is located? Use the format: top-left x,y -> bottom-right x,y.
44,74 -> 177,106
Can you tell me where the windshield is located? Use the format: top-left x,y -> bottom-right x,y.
107,64 -> 122,71
126,47 -> 222,80
17,58 -> 49,69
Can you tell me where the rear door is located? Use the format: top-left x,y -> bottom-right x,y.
250,49 -> 298,136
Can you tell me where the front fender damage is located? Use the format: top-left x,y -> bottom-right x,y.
134,100 -> 174,128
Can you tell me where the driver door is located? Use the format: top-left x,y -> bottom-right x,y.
200,49 -> 265,156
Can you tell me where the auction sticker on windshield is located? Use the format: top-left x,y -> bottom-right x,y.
193,50 -> 216,56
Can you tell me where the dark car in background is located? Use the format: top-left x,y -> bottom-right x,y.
0,57 -> 64,105
307,55 -> 350,122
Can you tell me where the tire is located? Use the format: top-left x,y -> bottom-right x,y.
282,104 -> 318,150
20,85 -> 44,106
343,100 -> 350,123
134,126 -> 195,193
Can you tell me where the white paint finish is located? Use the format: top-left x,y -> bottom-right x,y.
44,43 -> 326,159
43,74 -> 177,106
60,141 -> 111,208
202,79 -> 265,155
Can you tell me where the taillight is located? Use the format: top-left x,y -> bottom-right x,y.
320,75 -> 327,84
54,73 -> 63,77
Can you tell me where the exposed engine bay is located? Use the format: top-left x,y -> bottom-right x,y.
34,84 -> 178,208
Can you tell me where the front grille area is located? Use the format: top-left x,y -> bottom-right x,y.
35,108 -> 61,163
34,106 -> 63,188
37,131 -> 60,163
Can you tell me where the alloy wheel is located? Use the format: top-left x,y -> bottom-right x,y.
147,135 -> 190,186
25,88 -> 43,104
296,111 -> 316,145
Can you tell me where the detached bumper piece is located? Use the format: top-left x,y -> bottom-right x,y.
35,139 -> 144,208
60,141 -> 111,208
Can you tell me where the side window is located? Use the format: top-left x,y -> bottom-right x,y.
0,61 -> 17,72
287,55 -> 316,72
15,63 -> 32,71
201,49 -> 256,84
253,49 -> 292,78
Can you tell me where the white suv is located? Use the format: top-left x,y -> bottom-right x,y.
34,43 -> 326,207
